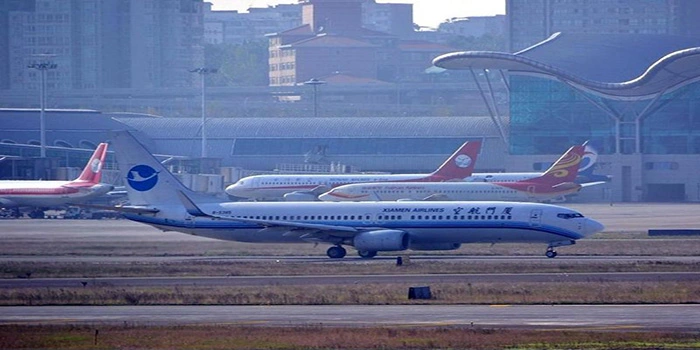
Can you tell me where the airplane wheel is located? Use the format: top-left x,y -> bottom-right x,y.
545,250 -> 558,258
327,245 -> 347,259
357,250 -> 377,259
29,210 -> 45,219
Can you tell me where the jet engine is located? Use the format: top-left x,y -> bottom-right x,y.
409,242 -> 461,251
353,230 -> 409,252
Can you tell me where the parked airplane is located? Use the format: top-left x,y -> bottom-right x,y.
465,144 -> 606,183
318,144 -> 601,202
0,143 -> 113,218
224,140 -> 481,201
110,131 -> 603,259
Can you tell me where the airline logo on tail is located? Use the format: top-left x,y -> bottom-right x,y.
548,150 -> 582,179
90,158 -> 103,174
454,154 -> 473,168
127,165 -> 159,192
428,140 -> 481,181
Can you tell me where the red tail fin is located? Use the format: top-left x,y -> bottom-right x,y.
531,144 -> 585,185
427,140 -> 481,181
73,143 -> 108,184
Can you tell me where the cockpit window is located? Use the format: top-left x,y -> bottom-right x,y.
557,213 -> 584,219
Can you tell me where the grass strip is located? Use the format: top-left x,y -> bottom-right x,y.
1,324 -> 699,349
2,259 -> 700,279
1,281 -> 699,306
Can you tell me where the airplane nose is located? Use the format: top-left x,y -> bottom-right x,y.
584,218 -> 605,236
317,192 -> 332,201
225,184 -> 240,197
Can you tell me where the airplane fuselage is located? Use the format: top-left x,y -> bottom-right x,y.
0,181 -> 113,208
226,173 -> 449,200
318,181 -> 581,202
124,201 -> 600,247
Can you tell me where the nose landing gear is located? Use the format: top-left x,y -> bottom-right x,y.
545,239 -> 576,258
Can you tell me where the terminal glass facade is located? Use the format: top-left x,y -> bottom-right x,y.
509,76 -> 700,155
230,137 -> 475,156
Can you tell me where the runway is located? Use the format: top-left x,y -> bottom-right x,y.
2,304 -> 698,330
2,272 -> 699,289
2,204 -> 700,333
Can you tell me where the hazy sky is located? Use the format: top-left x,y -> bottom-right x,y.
209,0 -> 505,28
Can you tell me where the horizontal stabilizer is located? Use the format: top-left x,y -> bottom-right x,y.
176,191 -> 207,217
581,181 -> 607,188
551,182 -> 582,192
71,203 -> 159,214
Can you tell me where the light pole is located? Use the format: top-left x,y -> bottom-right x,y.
189,67 -> 218,158
28,58 -> 57,158
303,78 -> 326,118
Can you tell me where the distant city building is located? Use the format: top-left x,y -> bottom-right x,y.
361,0 -> 414,38
507,0 -> 700,52
267,0 -> 456,87
1,0 -> 204,91
438,15 -> 506,38
203,3 -> 302,45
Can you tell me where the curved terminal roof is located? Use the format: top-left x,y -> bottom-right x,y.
433,32 -> 700,100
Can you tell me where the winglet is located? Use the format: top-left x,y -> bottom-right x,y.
428,140 -> 481,181
177,190 -> 207,217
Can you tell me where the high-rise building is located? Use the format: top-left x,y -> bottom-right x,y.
203,3 -> 302,45
2,0 -> 204,91
361,0 -> 413,38
507,0 -> 700,52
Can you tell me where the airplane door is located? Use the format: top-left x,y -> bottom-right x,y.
527,185 -> 536,196
529,209 -> 542,227
374,213 -> 387,226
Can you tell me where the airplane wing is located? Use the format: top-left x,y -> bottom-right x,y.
176,191 -> 361,239
421,193 -> 452,201
309,184 -> 332,196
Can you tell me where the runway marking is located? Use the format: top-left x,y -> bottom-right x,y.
489,304 -> 512,308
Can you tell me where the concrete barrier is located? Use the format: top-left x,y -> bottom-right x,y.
408,286 -> 431,300
648,229 -> 700,236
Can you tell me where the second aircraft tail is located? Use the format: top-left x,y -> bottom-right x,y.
427,140 -> 481,181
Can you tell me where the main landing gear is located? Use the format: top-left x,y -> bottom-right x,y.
545,247 -> 558,258
326,245 -> 378,259
326,245 -> 347,259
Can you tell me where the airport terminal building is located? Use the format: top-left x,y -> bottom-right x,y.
3,33 -> 700,202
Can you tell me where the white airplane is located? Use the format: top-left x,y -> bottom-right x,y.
465,144 -> 606,183
109,131 -> 603,259
319,143 -> 602,202
224,140 -> 482,201
0,143 -> 113,218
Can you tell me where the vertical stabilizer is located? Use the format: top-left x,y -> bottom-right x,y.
428,140 -> 481,181
111,131 -> 197,206
534,144 -> 586,185
73,143 -> 108,184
